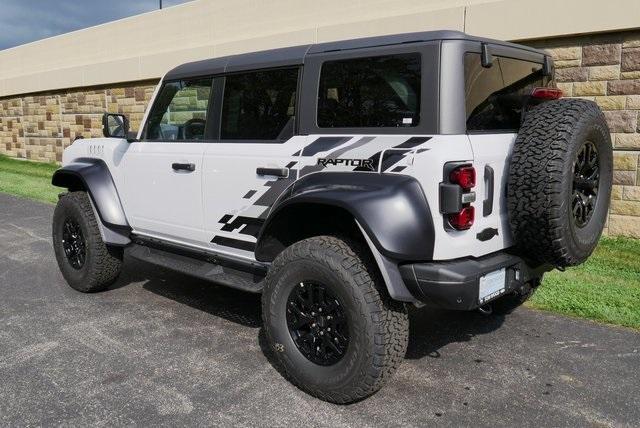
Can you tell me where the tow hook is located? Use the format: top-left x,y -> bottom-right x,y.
478,304 -> 493,315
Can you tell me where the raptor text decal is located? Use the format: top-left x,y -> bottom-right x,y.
317,158 -> 375,170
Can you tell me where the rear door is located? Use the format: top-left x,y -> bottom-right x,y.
465,48 -> 549,253
201,67 -> 310,258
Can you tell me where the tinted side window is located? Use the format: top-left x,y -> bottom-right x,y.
465,54 -> 545,132
221,68 -> 298,140
145,78 -> 213,140
317,54 -> 421,128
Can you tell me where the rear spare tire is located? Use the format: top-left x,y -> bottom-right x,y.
507,99 -> 612,268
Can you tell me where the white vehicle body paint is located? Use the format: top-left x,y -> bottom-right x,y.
61,130 -> 512,262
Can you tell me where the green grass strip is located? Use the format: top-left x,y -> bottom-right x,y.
0,155 -> 59,204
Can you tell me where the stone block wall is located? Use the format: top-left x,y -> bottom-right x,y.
0,81 -> 157,163
529,30 -> 640,238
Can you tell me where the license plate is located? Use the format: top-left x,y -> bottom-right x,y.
479,268 -> 506,304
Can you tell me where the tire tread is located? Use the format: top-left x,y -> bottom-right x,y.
262,236 -> 408,403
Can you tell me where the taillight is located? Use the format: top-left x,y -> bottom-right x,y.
531,87 -> 563,100
448,206 -> 475,230
449,165 -> 476,190
443,164 -> 476,230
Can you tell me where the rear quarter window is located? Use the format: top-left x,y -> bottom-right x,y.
317,53 -> 421,128
465,54 -> 546,132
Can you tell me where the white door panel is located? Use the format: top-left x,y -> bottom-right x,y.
202,136 -> 311,258
121,142 -> 206,243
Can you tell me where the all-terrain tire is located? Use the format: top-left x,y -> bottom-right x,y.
52,191 -> 123,292
507,99 -> 612,268
262,236 -> 409,404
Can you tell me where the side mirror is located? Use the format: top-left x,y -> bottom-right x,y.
102,113 -> 129,139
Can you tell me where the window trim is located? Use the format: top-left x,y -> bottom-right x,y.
213,65 -> 302,144
299,43 -> 439,136
141,77 -> 217,143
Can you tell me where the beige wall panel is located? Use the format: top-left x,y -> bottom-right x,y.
3,67 -> 83,95
140,45 -> 216,78
316,7 -> 465,42
82,57 -> 141,87
466,0 -> 640,41
1,0 -> 640,96
214,29 -> 317,57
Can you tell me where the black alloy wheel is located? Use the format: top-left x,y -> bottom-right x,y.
262,236 -> 409,403
572,141 -> 600,228
62,217 -> 86,269
286,281 -> 349,366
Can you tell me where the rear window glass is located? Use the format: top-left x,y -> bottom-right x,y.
317,53 -> 421,128
465,54 -> 545,132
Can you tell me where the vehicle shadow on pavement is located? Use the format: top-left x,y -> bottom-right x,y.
117,258 -> 263,328
126,258 -> 505,362
405,307 -> 505,360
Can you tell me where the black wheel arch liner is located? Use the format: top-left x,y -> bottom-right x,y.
52,159 -> 131,243
255,172 -> 435,263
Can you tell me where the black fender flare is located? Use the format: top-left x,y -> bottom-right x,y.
51,159 -> 129,231
256,172 -> 435,262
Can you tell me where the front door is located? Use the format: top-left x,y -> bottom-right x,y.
120,77 -> 214,245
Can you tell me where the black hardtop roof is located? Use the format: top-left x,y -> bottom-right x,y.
165,30 -> 547,80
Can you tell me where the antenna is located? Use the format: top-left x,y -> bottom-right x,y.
159,0 -> 163,9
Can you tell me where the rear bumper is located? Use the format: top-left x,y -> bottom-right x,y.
399,251 -> 551,310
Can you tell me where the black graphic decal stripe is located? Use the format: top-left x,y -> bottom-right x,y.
253,176 -> 295,207
380,151 -> 408,172
300,136 -> 351,157
394,136 -> 432,149
219,216 -> 265,237
299,136 -> 376,177
243,190 -> 257,199
356,136 -> 433,172
211,236 -> 256,252
219,214 -> 233,223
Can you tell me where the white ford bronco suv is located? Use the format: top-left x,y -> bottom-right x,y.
51,31 -> 612,403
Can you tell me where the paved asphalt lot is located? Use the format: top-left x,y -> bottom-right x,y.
1,193 -> 639,427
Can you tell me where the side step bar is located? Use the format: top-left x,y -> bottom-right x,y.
127,235 -> 267,294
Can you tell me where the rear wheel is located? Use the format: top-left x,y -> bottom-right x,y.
262,236 -> 409,403
52,191 -> 123,292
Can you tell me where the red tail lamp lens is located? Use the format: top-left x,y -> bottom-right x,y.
531,87 -> 563,100
449,166 -> 476,190
448,206 -> 475,230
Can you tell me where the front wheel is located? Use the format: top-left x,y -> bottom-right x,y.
262,236 -> 409,404
52,191 -> 123,292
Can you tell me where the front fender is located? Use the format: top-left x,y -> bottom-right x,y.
258,172 -> 435,261
52,159 -> 129,230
